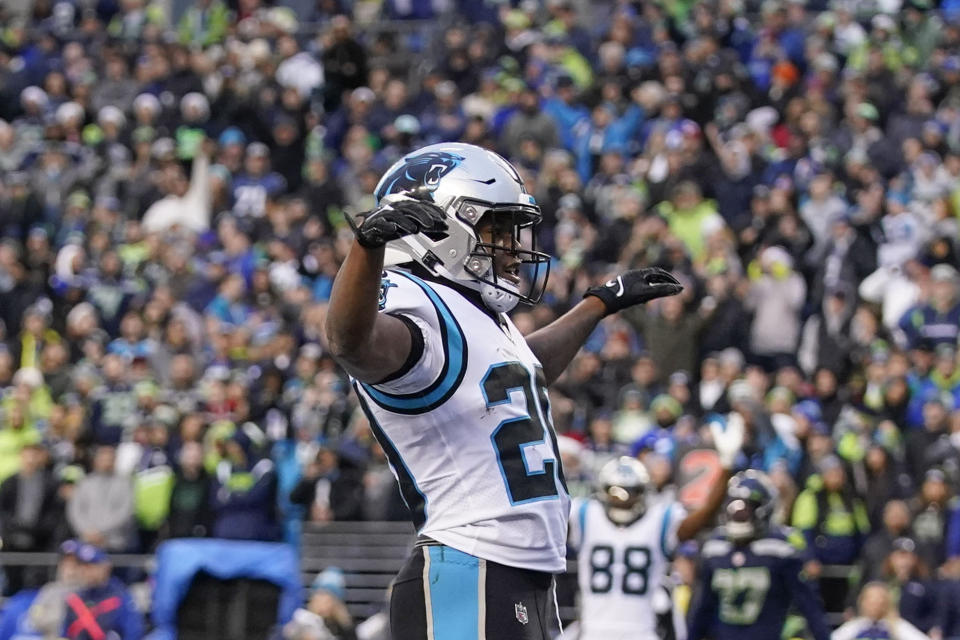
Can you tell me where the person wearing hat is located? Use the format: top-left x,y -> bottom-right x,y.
61,543 -> 143,640
858,500 -> 913,587
906,469 -> 960,571
792,454 -> 871,568
176,92 -> 210,161
282,567 -> 354,640
877,537 -> 941,634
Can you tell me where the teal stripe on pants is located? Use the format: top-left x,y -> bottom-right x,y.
427,546 -> 480,640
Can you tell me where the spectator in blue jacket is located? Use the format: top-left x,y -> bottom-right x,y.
897,264 -> 960,351
210,426 -> 280,541
542,74 -> 588,150
937,575 -> 960,640
62,544 -> 142,640
572,102 -> 643,182
882,537 -> 940,634
906,344 -> 960,428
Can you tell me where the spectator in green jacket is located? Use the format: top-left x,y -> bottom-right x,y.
178,0 -> 231,47
792,454 -> 871,566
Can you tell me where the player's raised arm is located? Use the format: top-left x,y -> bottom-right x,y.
326,195 -> 448,383
526,268 -> 683,385
676,413 -> 745,541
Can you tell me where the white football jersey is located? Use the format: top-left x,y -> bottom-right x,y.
353,269 -> 570,572
569,497 -> 686,640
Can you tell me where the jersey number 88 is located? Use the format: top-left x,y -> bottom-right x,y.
589,545 -> 651,595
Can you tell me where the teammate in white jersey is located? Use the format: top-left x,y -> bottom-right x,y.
568,416 -> 744,640
325,142 -> 683,640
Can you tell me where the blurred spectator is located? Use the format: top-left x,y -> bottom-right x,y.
746,246 -> 807,370
831,582 -> 929,640
0,540 -> 83,640
909,469 -> 960,569
141,148 -> 212,234
66,445 -> 135,552
166,441 -> 212,539
0,442 -> 59,592
283,567 -> 356,640
210,426 -> 280,541
61,544 -> 143,640
290,444 -> 364,523
321,16 -> 368,113
792,455 -> 871,565
881,537 -> 940,635
861,499 -> 914,588
500,87 -> 560,160
897,265 -> 960,351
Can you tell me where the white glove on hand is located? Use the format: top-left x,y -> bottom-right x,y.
709,411 -> 745,470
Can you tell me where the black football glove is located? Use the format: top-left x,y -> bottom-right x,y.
584,268 -> 684,316
350,195 -> 449,249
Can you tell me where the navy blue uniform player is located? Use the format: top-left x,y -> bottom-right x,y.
688,470 -> 830,640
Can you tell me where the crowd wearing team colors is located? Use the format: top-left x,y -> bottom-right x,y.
1,0 -> 960,636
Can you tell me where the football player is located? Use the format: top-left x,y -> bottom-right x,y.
568,416 -> 745,640
687,470 -> 830,640
325,142 -> 683,639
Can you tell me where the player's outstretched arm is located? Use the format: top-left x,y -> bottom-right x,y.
526,268 -> 683,385
676,414 -> 745,541
525,296 -> 607,385
326,196 -> 448,383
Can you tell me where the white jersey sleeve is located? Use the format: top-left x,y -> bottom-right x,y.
367,270 -> 448,395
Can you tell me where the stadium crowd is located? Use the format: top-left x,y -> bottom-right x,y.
1,0 -> 960,636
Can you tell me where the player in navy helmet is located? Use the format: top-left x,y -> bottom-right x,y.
688,470 -> 830,640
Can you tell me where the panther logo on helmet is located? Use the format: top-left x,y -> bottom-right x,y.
374,151 -> 465,203
376,143 -> 551,313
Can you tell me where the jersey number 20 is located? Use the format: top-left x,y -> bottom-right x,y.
482,362 -> 566,505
